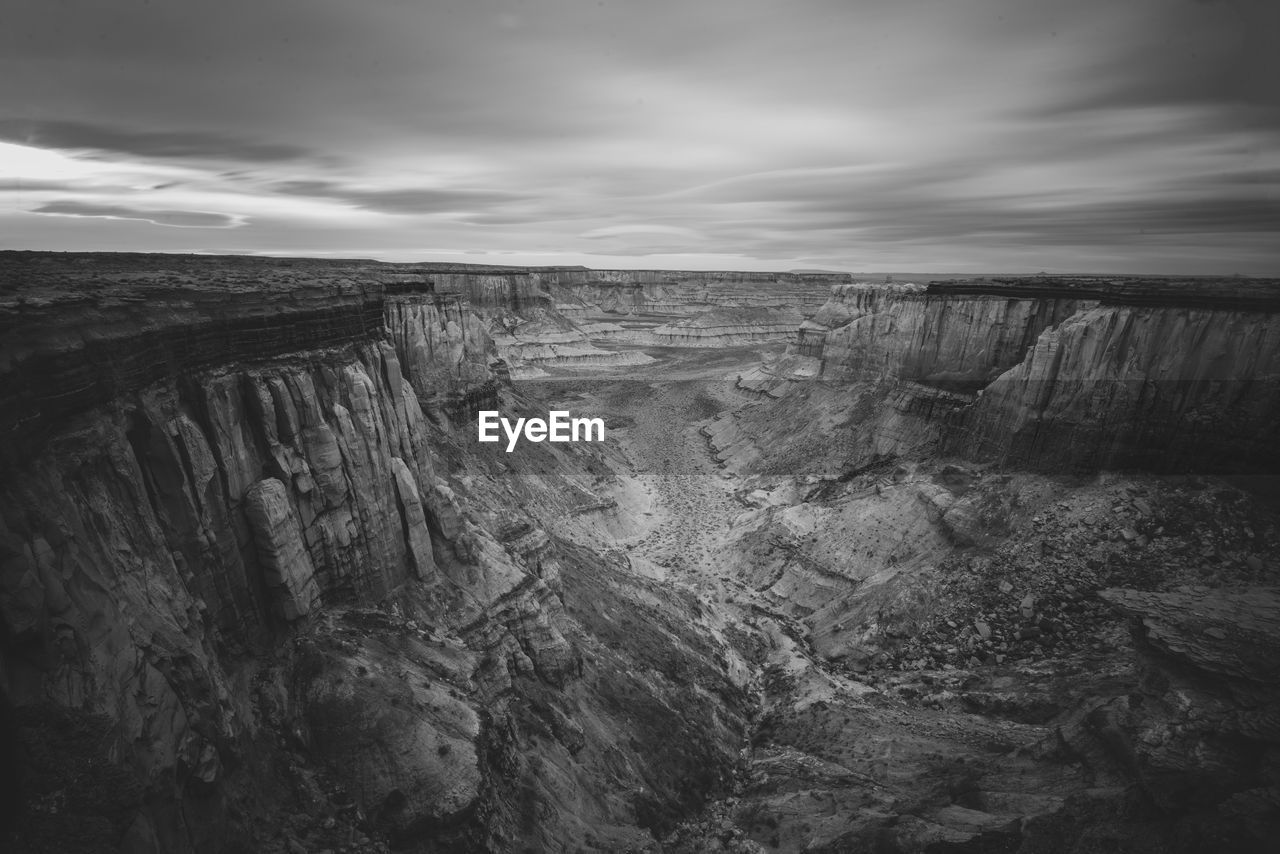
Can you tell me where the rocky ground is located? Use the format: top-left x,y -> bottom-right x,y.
6,254 -> 1278,853
521,340 -> 1280,853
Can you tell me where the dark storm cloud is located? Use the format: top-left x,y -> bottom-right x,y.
0,119 -> 314,163
33,201 -> 239,229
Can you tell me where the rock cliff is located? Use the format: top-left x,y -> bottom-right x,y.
951,303 -> 1280,472
801,282 -> 1084,388
393,266 -> 835,373
0,252 -> 753,852
383,294 -> 500,418
711,276 -> 1280,476
539,269 -> 842,318
5,253 -> 1279,853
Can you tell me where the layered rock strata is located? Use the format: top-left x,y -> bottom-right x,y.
0,338 -> 492,849
795,282 -> 1084,388
0,252 -> 761,852
1024,586 -> 1280,851
950,304 -> 1280,472
716,277 -> 1280,476
642,306 -> 805,347
539,269 -> 843,318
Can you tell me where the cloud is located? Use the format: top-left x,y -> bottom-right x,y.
2,0 -> 1278,273
32,201 -> 241,228
580,224 -> 702,240
0,118 -> 314,163
269,179 -> 527,214
0,179 -> 84,193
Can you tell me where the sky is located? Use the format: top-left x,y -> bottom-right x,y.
1,0 -> 1277,274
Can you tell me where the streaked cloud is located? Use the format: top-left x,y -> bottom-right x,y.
0,119 -> 314,163
270,180 -> 529,215
32,201 -> 241,228
1,0 -> 1277,273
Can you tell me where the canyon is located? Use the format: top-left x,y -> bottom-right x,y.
2,251 -> 1278,854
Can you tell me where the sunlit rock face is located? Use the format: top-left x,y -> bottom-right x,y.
418,270 -> 658,373
800,282 -> 1085,388
644,306 -> 805,347
412,268 -> 842,374
541,269 -> 842,318
384,294 -> 500,418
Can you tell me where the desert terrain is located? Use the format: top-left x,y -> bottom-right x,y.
2,253 -> 1278,853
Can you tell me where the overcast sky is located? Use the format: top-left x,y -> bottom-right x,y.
2,0 -> 1277,273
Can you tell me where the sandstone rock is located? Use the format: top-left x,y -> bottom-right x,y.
646,306 -> 804,347
6,254 -> 1280,854
1041,585 -> 1280,846
807,282 -> 1081,386
955,305 -> 1280,474
244,478 -> 321,621
302,638 -> 483,848
389,458 -> 436,580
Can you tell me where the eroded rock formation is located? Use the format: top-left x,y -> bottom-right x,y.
710,277 -> 1280,477
0,253 -> 756,852
4,254 -> 1279,854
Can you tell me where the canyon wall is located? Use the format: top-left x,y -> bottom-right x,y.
383,293 -> 501,417
950,303 -> 1280,472
537,269 -> 842,318
0,276 -> 542,849
799,282 -> 1084,388
0,253 -> 753,852
422,266 -> 841,370
5,253 -> 1278,850
715,277 -> 1280,476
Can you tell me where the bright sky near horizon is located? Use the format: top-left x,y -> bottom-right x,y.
1,0 -> 1277,274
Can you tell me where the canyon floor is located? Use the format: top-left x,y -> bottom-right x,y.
5,258 -> 1278,854
514,339 -> 1280,853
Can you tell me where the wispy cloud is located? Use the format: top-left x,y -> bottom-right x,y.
270,179 -> 527,215
0,119 -> 315,163
32,200 -> 241,228
1,0 -> 1277,272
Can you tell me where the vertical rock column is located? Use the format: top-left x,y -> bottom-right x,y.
243,478 -> 320,621
390,457 -> 437,580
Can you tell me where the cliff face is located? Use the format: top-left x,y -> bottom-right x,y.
0,253 -> 752,852
0,335 -> 535,848
645,306 -> 804,347
540,269 -> 841,318
0,273 -> 385,470
717,278 -> 1280,476
951,304 -> 1280,472
6,254 -> 1278,851
384,294 -> 500,418
798,283 -> 1084,389
406,268 -> 832,372
430,272 -> 554,312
